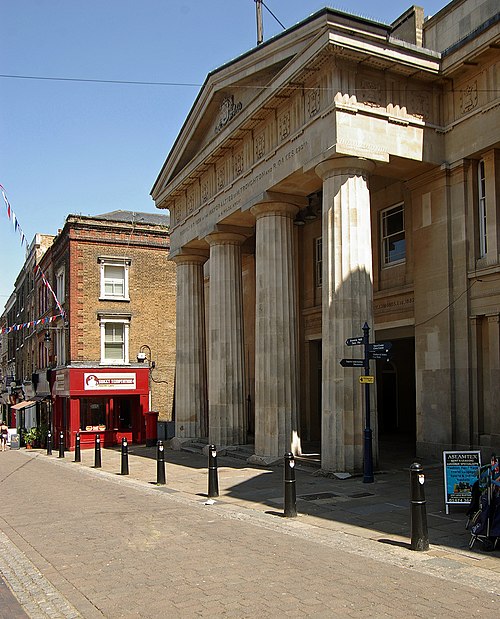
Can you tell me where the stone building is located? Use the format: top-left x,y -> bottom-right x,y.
151,0 -> 500,471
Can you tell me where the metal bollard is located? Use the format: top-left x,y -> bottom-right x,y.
58,431 -> 65,458
284,452 -> 297,517
121,437 -> 129,475
156,440 -> 166,485
208,444 -> 219,498
46,430 -> 52,456
94,433 -> 102,468
410,462 -> 429,551
74,432 -> 81,463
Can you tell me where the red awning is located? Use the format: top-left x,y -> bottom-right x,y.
10,400 -> 36,410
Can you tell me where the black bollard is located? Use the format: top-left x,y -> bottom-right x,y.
156,440 -> 166,485
46,430 -> 52,456
284,452 -> 297,517
208,444 -> 219,498
121,437 -> 129,475
58,431 -> 65,458
94,433 -> 102,468
74,432 -> 81,463
410,462 -> 429,551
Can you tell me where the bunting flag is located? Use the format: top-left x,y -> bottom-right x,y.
0,313 -> 63,335
34,264 -> 66,319
0,184 -> 28,248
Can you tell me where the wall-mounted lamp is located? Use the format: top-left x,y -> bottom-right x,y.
44,330 -> 51,349
137,345 -> 155,369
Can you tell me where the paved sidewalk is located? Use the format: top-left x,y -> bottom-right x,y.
32,442 -> 500,573
0,446 -> 498,618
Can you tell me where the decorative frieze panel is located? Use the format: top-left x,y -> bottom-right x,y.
306,86 -> 321,118
358,77 -> 384,108
254,132 -> 266,160
233,148 -> 244,178
201,168 -> 214,204
460,80 -> 478,114
278,110 -> 291,141
407,89 -> 431,120
216,164 -> 226,192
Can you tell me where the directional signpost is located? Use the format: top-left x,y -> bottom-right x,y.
341,322 -> 392,483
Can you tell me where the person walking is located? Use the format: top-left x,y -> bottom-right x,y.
0,420 -> 8,451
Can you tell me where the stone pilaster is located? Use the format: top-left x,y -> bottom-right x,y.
486,314 -> 500,440
316,157 -> 376,472
205,232 -> 247,447
250,202 -> 301,463
171,253 -> 208,441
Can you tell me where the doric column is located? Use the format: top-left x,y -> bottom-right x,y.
171,252 -> 208,440
250,202 -> 301,463
315,157 -> 375,473
205,232 -> 247,447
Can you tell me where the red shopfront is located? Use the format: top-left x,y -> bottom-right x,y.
52,367 -> 150,450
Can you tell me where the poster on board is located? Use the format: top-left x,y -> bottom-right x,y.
443,450 -> 481,513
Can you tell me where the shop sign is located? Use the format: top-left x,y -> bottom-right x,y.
84,372 -> 136,391
443,450 -> 481,513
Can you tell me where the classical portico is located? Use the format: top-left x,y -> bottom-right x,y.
152,2 -> 500,470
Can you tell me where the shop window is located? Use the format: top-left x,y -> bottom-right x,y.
100,318 -> 129,364
478,159 -> 487,258
99,257 -> 130,301
381,204 -> 405,266
80,398 -> 107,429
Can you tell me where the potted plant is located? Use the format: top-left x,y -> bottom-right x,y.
23,427 -> 39,449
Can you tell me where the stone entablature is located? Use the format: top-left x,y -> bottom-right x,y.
166,66 -> 441,254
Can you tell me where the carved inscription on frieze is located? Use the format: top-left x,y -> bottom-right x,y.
374,295 -> 414,316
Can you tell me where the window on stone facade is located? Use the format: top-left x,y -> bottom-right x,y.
315,237 -> 322,287
99,258 -> 130,301
478,159 -> 487,258
381,204 -> 405,266
100,318 -> 129,364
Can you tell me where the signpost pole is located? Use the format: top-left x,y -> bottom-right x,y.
362,322 -> 374,483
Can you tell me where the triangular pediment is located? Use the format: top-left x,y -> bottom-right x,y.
152,9 -> 334,198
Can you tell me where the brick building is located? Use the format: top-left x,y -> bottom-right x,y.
33,210 -> 175,449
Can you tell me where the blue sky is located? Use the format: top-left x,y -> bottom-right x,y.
1,0 -> 446,309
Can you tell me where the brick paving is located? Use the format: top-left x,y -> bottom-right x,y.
0,447 -> 498,618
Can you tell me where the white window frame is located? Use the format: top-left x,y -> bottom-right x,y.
99,317 -> 130,365
381,203 -> 406,267
56,268 -> 65,305
478,159 -> 487,258
99,257 -> 130,301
